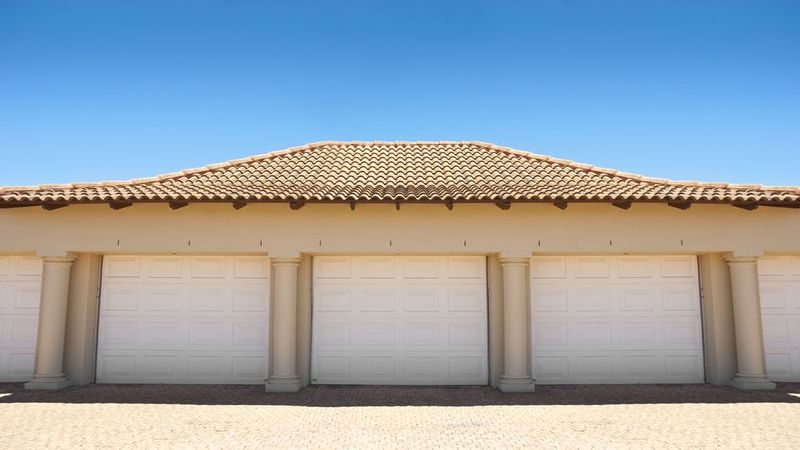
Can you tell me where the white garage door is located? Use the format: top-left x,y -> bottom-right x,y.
0,256 -> 42,382
312,256 -> 488,385
96,255 -> 270,384
758,255 -> 800,382
531,255 -> 704,384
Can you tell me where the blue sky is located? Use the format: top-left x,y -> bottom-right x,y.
1,0 -> 798,186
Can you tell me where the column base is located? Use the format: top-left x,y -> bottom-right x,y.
265,376 -> 302,393
24,376 -> 71,391
729,375 -> 776,391
498,376 -> 535,393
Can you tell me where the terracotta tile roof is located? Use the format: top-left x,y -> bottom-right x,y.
1,141 -> 799,208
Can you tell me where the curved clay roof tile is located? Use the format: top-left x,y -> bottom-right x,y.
1,141 -> 798,207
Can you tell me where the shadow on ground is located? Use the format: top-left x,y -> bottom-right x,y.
2,382 -> 800,407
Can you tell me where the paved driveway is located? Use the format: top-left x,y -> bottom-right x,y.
2,383 -> 799,448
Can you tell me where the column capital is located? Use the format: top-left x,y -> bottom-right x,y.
725,249 -> 764,259
271,257 -> 301,266
498,256 -> 529,266
41,256 -> 76,265
37,250 -> 77,260
725,256 -> 759,265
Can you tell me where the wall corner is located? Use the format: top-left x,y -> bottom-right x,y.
698,253 -> 737,385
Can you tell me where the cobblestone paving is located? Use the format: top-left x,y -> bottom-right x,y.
1,383 -> 799,448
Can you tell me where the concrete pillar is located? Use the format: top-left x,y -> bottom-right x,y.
266,256 -> 302,392
498,256 -> 535,392
25,255 -> 75,390
726,256 -> 775,390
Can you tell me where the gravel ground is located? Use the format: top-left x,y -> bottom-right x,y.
1,383 -> 799,448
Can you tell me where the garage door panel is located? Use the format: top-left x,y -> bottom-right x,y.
358,322 -> 397,346
576,288 -> 613,312
449,356 -> 486,380
312,256 -> 488,385
618,257 -> 656,278
534,317 -> 702,350
534,351 -> 703,384
533,285 -> 698,316
534,289 -> 569,312
142,354 -> 180,379
403,322 -> 439,347
147,257 -> 183,278
0,256 -> 42,382
104,256 -> 141,278
189,257 -> 227,278
762,318 -> 791,344
358,257 -> 397,279
664,355 -> 703,378
359,287 -> 396,312
315,257 -> 352,279
447,256 -> 485,279
447,287 -> 485,312
96,255 -> 269,384
575,257 -> 612,278
532,255 -> 704,384
619,288 -> 658,311
662,288 -> 700,311
101,286 -> 140,311
402,256 -> 440,279
233,257 -> 270,279
759,256 -> 800,381
97,352 -> 267,384
314,286 -> 353,312
314,322 -> 352,347
532,257 -> 568,279
659,257 -> 697,278
403,287 -> 443,312
314,355 -> 351,381
6,353 -> 35,377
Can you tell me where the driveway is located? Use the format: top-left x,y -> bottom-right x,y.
1,383 -> 799,448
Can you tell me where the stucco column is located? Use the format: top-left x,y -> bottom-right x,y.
25,256 -> 75,390
726,256 -> 776,390
265,256 -> 302,392
498,256 -> 535,392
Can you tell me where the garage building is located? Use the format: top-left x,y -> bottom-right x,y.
1,141 -> 798,391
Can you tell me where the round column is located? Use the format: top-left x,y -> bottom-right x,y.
726,256 -> 775,390
25,256 -> 74,390
498,256 -> 535,392
266,256 -> 302,392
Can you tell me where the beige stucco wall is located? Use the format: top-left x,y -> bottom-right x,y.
487,255 -> 504,387
296,254 -> 312,387
1,203 -> 799,255
698,253 -> 737,385
2,202 -> 799,388
63,253 -> 102,385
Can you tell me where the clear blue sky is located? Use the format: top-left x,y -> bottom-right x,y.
1,0 -> 798,186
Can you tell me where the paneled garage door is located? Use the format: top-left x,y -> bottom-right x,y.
0,256 -> 42,382
96,255 -> 270,384
758,255 -> 800,382
311,256 -> 488,385
530,255 -> 704,384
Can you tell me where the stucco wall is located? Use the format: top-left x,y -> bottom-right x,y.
487,255 -> 504,387
699,253 -> 737,385
63,253 -> 102,385
4,202 -> 798,388
296,254 -> 312,387
1,203 -> 799,255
